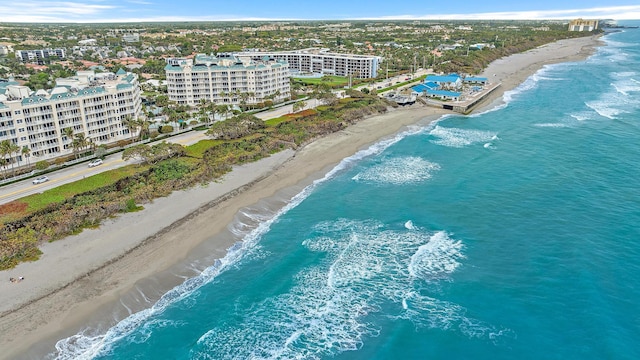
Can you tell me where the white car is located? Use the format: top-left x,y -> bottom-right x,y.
32,176 -> 49,185
88,159 -> 103,167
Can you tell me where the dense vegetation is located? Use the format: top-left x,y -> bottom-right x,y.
0,92 -> 392,269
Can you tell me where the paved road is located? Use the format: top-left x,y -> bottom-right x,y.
255,98 -> 321,120
0,153 -> 140,205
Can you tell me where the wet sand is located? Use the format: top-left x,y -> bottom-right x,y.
0,34 -> 602,359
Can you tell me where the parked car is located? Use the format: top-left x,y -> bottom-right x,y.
32,176 -> 49,185
88,159 -> 103,167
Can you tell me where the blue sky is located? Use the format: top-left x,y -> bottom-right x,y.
1,0 -> 639,23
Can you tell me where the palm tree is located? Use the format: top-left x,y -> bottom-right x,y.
21,146 -> 31,167
1,140 -> 20,176
63,127 -> 74,141
239,92 -> 249,111
72,133 -> 88,159
62,127 -> 74,153
121,115 -> 138,142
198,99 -> 211,125
139,120 -> 151,140
87,138 -> 97,154
0,158 -> 6,180
0,140 -> 9,179
215,104 -> 230,121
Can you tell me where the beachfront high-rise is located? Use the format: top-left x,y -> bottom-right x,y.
0,69 -> 142,163
236,48 -> 382,79
165,54 -> 290,107
568,19 -> 599,31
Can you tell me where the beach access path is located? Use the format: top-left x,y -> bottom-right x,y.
0,34 -> 602,360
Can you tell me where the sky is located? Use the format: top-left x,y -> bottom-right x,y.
1,0 -> 639,23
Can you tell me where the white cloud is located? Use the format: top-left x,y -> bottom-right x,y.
368,6 -> 640,21
0,1 -> 116,22
0,4 -> 638,22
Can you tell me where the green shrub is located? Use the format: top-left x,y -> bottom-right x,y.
124,198 -> 143,212
152,160 -> 191,182
159,125 -> 174,133
35,160 -> 50,170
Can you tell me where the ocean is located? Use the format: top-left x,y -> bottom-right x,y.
53,24 -> 640,360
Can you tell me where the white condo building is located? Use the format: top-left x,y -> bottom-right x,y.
165,54 -> 290,107
237,48 -> 382,78
0,69 -> 142,163
16,48 -> 66,63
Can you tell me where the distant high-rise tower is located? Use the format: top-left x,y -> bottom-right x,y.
568,19 -> 599,32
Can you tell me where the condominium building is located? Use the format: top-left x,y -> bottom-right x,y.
237,48 -> 382,78
16,48 -> 66,64
0,69 -> 142,163
568,19 -> 599,31
165,54 -> 290,107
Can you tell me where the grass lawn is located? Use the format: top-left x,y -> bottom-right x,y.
185,139 -> 222,158
292,75 -> 348,87
264,115 -> 290,127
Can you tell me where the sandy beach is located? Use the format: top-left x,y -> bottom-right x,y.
0,34 -> 602,359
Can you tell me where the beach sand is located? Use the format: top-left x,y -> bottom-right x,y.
0,34 -> 602,359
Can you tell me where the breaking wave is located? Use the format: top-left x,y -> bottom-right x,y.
429,126 -> 498,148
352,156 -> 441,185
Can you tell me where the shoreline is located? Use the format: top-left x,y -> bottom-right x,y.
0,34 -> 603,359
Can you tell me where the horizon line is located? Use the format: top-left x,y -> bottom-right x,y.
1,17 -> 637,25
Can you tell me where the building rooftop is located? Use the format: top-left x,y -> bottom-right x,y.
1,70 -> 137,104
165,53 -> 287,72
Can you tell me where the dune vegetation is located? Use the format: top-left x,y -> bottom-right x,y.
0,91 -> 392,269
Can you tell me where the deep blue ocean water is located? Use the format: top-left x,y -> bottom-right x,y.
54,24 -> 640,360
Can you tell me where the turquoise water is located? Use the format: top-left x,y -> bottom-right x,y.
55,24 -> 640,360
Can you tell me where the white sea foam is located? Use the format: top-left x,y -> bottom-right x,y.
429,126 -> 498,148
502,75 -> 539,104
408,231 -> 465,280
581,73 -> 640,120
585,99 -> 627,120
189,220 -> 510,358
612,78 -> 640,96
404,220 -> 415,230
352,156 -> 441,185
502,64 -> 562,105
533,123 -> 569,128
612,71 -> 637,78
569,112 -> 593,122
